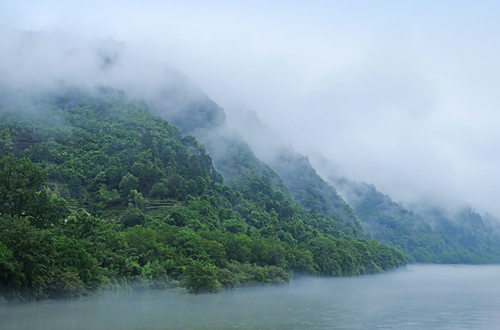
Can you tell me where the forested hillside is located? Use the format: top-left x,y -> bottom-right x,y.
333,178 -> 500,264
189,128 -> 362,240
151,93 -> 366,240
208,100 -> 500,265
269,152 -> 362,237
0,89 -> 406,302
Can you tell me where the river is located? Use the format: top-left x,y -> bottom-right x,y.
2,264 -> 500,329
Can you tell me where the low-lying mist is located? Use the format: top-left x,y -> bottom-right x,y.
2,265 -> 500,329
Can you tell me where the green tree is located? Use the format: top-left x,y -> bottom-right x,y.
0,155 -> 48,217
119,173 -> 139,196
128,189 -> 146,211
0,215 -> 56,300
68,176 -> 83,199
120,209 -> 146,228
182,260 -> 221,293
0,155 -> 68,228
149,182 -> 168,200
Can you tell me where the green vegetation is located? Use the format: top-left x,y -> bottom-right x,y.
0,90 -> 406,302
199,131 -> 363,241
270,153 -> 363,236
334,178 -> 500,264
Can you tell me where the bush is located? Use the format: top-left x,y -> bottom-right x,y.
45,271 -> 86,298
182,260 -> 221,293
149,183 -> 169,200
120,209 -> 146,228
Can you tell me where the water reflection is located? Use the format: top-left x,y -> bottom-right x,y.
2,265 -> 500,329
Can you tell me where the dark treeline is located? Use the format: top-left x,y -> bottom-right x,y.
0,90 -> 406,302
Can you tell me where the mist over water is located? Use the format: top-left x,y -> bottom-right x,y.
2,265 -> 500,330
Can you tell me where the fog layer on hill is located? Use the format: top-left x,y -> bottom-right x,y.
2,1 -> 500,215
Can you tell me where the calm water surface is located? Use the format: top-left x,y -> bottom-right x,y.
2,264 -> 500,329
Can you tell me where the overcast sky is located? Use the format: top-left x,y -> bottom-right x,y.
2,1 -> 500,215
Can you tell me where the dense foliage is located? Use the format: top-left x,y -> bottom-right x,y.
192,129 -> 363,241
269,153 -> 362,236
0,90 -> 406,301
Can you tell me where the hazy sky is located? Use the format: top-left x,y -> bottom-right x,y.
2,1 -> 500,214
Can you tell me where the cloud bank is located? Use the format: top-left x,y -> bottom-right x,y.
2,1 -> 500,215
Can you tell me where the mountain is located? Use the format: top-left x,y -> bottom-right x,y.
269,152 -> 363,237
0,88 -> 406,302
152,99 -> 364,239
331,177 -> 500,264
149,79 -> 500,266
2,40 -> 499,302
